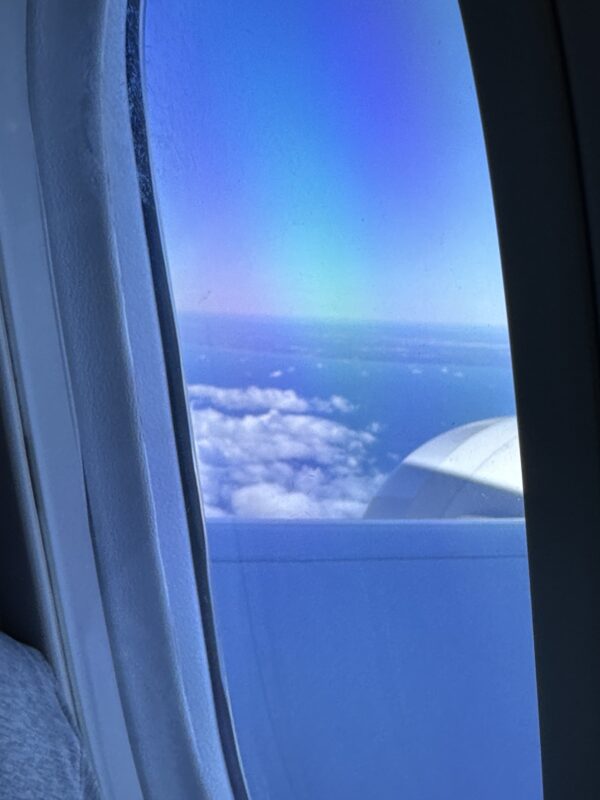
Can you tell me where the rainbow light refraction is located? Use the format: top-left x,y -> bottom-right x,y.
145,0 -> 506,327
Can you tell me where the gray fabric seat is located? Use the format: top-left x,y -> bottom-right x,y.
0,633 -> 100,799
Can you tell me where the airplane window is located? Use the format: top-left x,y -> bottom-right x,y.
143,2 -> 543,798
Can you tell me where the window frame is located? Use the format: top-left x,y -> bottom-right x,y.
0,0 -> 247,797
461,1 -> 600,796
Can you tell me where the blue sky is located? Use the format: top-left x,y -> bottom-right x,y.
144,0 -> 507,326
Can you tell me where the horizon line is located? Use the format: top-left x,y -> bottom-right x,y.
174,307 -> 510,330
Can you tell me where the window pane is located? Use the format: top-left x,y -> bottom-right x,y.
143,2 -> 542,798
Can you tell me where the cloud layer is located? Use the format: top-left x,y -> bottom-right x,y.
189,383 -> 354,415
188,384 -> 383,518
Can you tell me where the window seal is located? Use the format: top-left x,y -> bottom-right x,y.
125,3 -> 250,797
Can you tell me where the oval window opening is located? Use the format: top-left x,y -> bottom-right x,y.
143,2 -> 543,798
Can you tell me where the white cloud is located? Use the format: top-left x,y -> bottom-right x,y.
188,384 -> 355,415
230,482 -> 368,519
231,483 -> 318,518
327,394 -> 355,413
188,385 -> 383,519
194,409 -> 373,469
269,369 -> 283,378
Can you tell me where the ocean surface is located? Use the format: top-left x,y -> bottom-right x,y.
177,313 -> 517,519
